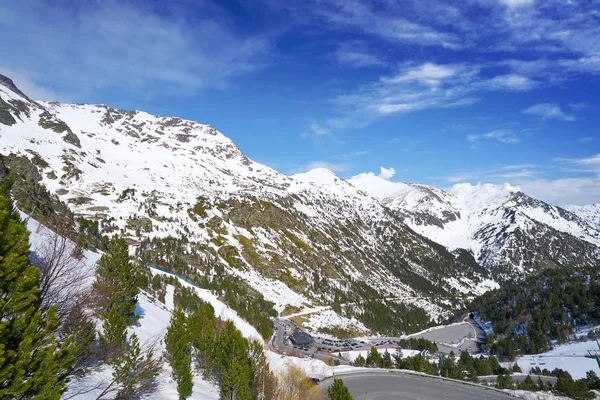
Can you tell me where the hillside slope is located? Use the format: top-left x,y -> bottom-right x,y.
0,74 -> 491,335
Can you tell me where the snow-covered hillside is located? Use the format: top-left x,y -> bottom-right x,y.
565,204 -> 600,226
350,173 -> 600,280
0,74 -> 490,336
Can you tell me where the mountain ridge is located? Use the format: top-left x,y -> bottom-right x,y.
1,73 -> 598,335
0,74 -> 494,336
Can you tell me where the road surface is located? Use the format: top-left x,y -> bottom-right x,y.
320,373 -> 513,399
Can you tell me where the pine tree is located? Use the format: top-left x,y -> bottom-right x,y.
215,321 -> 252,400
352,354 -> 365,367
61,303 -> 97,374
113,334 -> 161,399
496,372 -> 514,389
188,302 -> 216,373
365,346 -> 381,368
165,310 -> 193,400
381,350 -> 393,369
519,375 -> 537,391
99,304 -> 127,360
0,188 -> 75,399
327,378 -> 354,400
96,333 -> 162,400
93,237 -> 139,323
249,341 -> 279,400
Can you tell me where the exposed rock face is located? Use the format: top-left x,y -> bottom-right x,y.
351,176 -> 600,282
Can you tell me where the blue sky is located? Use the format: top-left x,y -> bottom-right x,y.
1,0 -> 599,205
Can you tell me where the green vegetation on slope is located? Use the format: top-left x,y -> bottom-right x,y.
472,265 -> 600,360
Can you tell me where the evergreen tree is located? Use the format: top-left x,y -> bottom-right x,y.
0,189 -> 75,399
62,303 -> 97,374
381,350 -> 393,369
365,347 -> 382,368
96,333 -> 162,400
583,371 -> 600,391
165,310 -> 193,400
496,372 -> 514,389
352,354 -> 365,367
188,302 -> 216,373
215,321 -> 252,400
99,304 -> 127,358
93,237 -> 139,322
327,378 -> 354,400
249,341 -> 279,400
519,375 -> 538,391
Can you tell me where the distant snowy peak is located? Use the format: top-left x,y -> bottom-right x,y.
449,182 -> 520,212
291,168 -> 369,199
565,204 -> 600,226
348,172 -> 407,199
292,168 -> 342,186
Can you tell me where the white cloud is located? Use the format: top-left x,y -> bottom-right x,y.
378,167 -> 396,180
556,154 -> 600,170
310,0 -> 462,49
390,63 -> 456,86
309,122 -> 331,136
0,0 -> 271,101
441,156 -> 600,205
314,60 -> 545,132
481,74 -> 536,91
467,129 -> 521,145
499,0 -> 534,8
519,177 -> 600,206
522,103 -> 575,121
0,67 -> 63,101
332,42 -> 387,68
569,102 -> 589,111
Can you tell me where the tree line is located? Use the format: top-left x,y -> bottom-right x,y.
471,265 -> 600,360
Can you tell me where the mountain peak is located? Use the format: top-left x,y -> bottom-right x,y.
348,172 -> 405,199
292,167 -> 339,184
0,74 -> 37,105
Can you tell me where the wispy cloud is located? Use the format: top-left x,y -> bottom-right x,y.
578,137 -> 595,143
522,103 -> 575,121
308,122 -> 331,136
442,164 -> 540,184
499,0 -> 534,8
467,129 -> 522,145
478,74 -> 537,91
554,154 -> 600,173
309,0 -> 462,49
0,0 -> 271,102
312,61 -> 544,132
441,156 -> 600,205
331,42 -> 387,68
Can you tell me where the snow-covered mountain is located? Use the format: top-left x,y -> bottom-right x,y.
350,173 -> 600,280
565,204 -> 600,226
0,74 -> 493,336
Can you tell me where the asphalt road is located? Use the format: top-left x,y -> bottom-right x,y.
321,373 -> 513,400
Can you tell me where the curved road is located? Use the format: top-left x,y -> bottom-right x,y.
320,373 -> 513,400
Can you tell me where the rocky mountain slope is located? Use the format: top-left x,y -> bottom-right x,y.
350,173 -> 600,281
565,204 -> 600,226
0,74 -> 493,336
